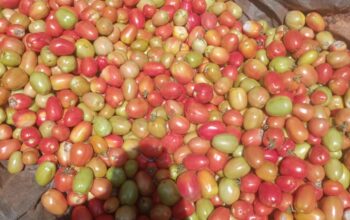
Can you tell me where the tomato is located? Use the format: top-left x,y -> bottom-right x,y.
320,196 -> 344,220
176,171 -> 201,202
279,156 -> 307,179
35,161 -> 56,186
184,99 -> 210,124
183,154 -> 209,171
54,167 -> 75,193
87,198 -> 104,217
73,167 -> 94,195
231,200 -> 254,220
71,206 -> 93,220
172,199 -> 195,220
223,157 -> 251,179
286,117 -> 309,144
294,184 -> 317,213
253,199 -> 273,216
241,128 -> 263,147
240,173 -> 261,193
70,143 -> 93,167
266,40 -> 287,59
198,121 -> 226,140
263,71 -> 285,95
308,145 -> 330,165
265,96 -> 292,117
283,30 -> 304,52
207,148 -> 229,172
276,175 -> 299,193
21,127 -> 41,147
258,182 -> 282,208
139,136 -> 162,158
243,145 -> 265,169
208,207 -> 230,220
41,189 -> 67,216
197,170 -> 218,199
157,179 -> 180,206
263,127 -> 285,149
323,180 -> 344,196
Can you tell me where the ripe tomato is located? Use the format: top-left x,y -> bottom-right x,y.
176,171 -> 201,202
54,167 -> 75,193
280,156 -> 307,179
258,182 -> 282,208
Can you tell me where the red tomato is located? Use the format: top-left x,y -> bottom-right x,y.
308,145 -> 330,165
87,198 -> 104,217
207,148 -> 229,172
176,171 -> 201,202
283,30 -> 304,52
208,207 -> 230,220
54,167 -> 75,193
323,180 -> 344,196
262,127 -> 285,149
276,175 -> 299,193
183,154 -> 209,171
184,99 -> 210,124
197,121 -> 226,140
258,182 -> 282,208
266,40 -> 287,59
139,136 -> 163,158
39,137 -> 59,155
231,200 -> 254,220
8,93 -> 33,110
62,107 -> 83,127
253,199 -> 273,216
279,156 -> 307,179
263,71 -> 285,95
21,127 -> 41,147
193,83 -> 213,104
49,37 -> 75,56
240,173 -> 261,193
172,199 -> 195,220
46,96 -> 63,121
241,128 -> 263,147
315,63 -> 333,85
71,205 -> 93,220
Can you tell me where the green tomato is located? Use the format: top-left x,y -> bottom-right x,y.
39,121 -> 56,138
218,178 -> 240,205
30,72 -> 51,95
93,116 -> 112,137
330,150 -> 342,159
239,78 -> 260,92
265,96 -> 292,116
73,167 -> 94,194
75,39 -> 95,58
130,39 -> 149,52
57,55 -> 76,73
0,63 -> 6,77
196,199 -> 214,220
106,167 -> 126,187
212,133 -> 238,154
339,165 -> 350,189
35,161 -> 56,186
268,56 -> 295,73
233,145 -> 244,157
7,151 -> 24,174
40,46 -> 57,67
78,103 -> 96,122
55,7 -> 78,29
119,180 -> 139,205
0,50 -> 21,67
157,179 -> 181,206
324,158 -> 343,181
293,142 -> 311,159
297,50 -> 318,65
223,157 -> 250,179
186,213 -> 199,220
185,51 -> 203,68
256,49 -> 269,65
322,128 -> 343,152
124,160 -> 138,178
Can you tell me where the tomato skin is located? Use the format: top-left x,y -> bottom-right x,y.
323,180 -> 344,196
139,136 -> 162,158
193,83 -> 213,104
172,199 -> 195,220
49,37 -> 75,56
62,107 -> 83,127
276,175 -> 299,193
21,127 -> 41,147
207,148 -> 229,172
176,171 -> 201,202
184,99 -> 210,124
46,96 -> 63,121
231,200 -> 254,220
183,154 -> 209,171
283,30 -> 304,52
258,182 -> 282,208
280,156 -> 307,179
208,207 -> 230,220
198,121 -> 226,141
24,32 -> 51,52
294,184 -> 317,213
316,63 -> 333,85
129,8 -> 145,29
71,205 -> 93,220
160,81 -> 185,100
241,128 -> 263,147
262,127 -> 285,149
263,72 -> 285,95
70,143 -> 93,167
308,145 -> 330,165
54,167 -> 75,193
266,40 -> 287,59
240,173 -> 261,193
39,137 -> 59,155
253,199 -> 273,216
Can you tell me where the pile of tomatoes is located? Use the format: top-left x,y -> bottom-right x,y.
1,0 -> 350,219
